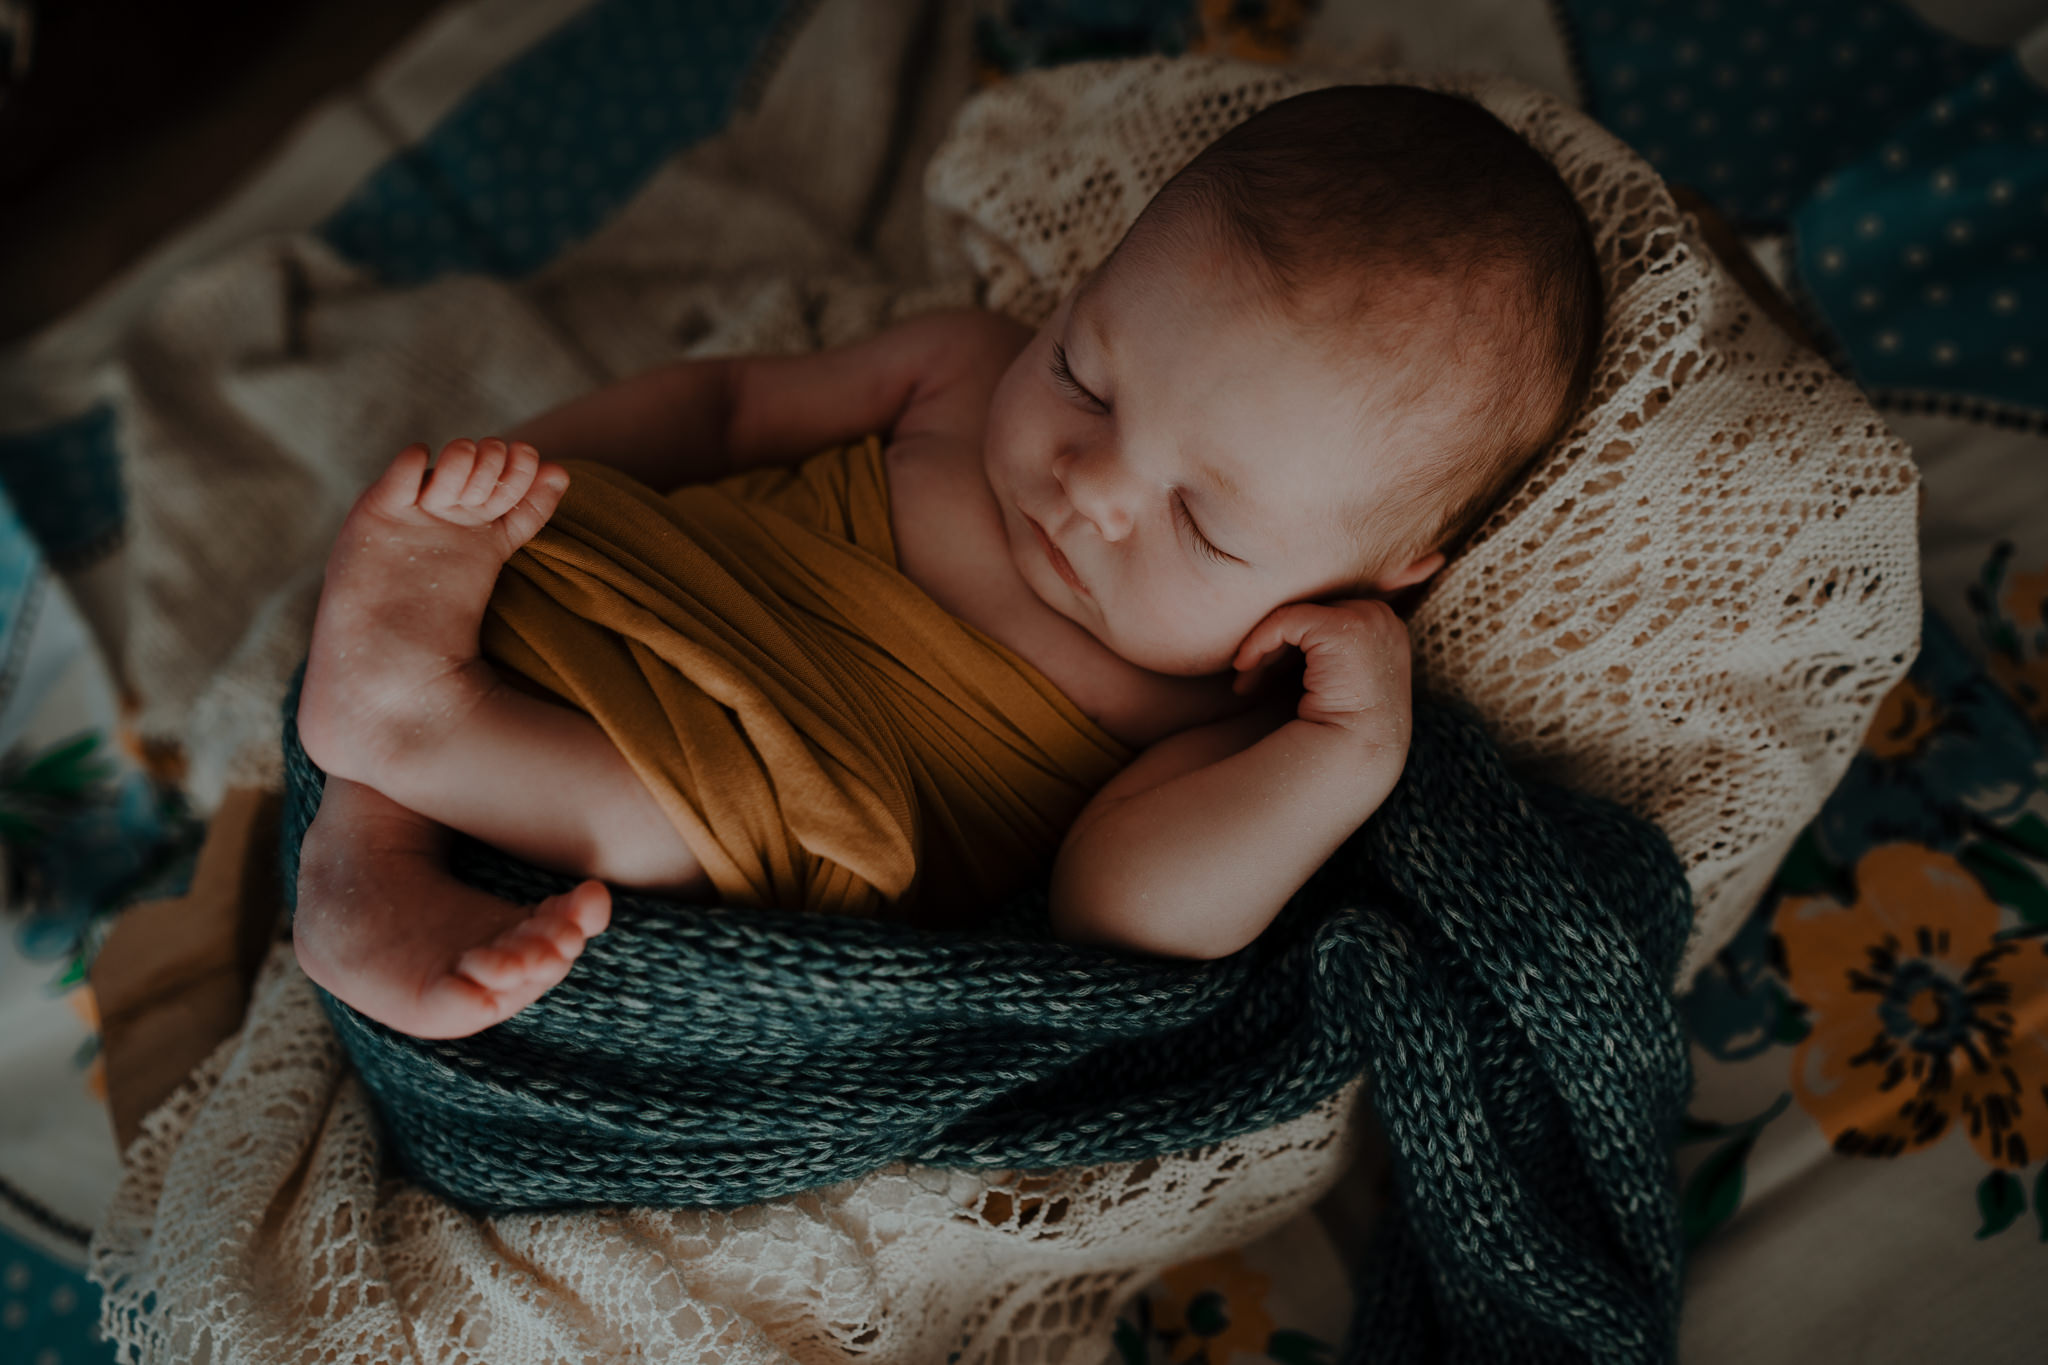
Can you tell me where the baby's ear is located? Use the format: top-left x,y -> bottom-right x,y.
1370,551 -> 1444,596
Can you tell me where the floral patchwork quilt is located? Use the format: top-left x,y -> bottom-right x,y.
1,1 -> 2043,1361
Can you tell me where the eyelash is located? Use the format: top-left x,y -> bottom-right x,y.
1048,342 -> 1108,413
1050,341 -> 1230,566
1174,492 -> 1233,565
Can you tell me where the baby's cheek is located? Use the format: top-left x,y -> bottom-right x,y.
1143,590 -> 1255,675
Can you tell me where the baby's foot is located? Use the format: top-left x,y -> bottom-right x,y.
295,775 -> 613,1039
298,438 -> 568,788
450,880 -> 614,1019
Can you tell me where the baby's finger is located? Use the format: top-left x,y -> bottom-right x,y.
1236,602 -> 1341,672
1231,606 -> 1303,672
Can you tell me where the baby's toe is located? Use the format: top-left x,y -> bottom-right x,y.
453,941 -> 550,992
458,438 -> 510,508
362,444 -> 433,517
494,464 -> 571,548
505,914 -> 583,972
514,892 -> 601,960
552,879 -> 612,938
441,884 -> 609,1027
476,442 -> 542,521
420,440 -> 481,516
406,972 -> 511,1039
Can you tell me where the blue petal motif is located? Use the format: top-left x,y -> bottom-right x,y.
1815,610 -> 2044,868
1681,900 -> 1796,1062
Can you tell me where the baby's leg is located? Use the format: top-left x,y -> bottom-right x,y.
297,439 -> 706,892
294,774 -> 612,1039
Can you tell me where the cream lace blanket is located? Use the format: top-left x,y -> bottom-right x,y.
91,53 -> 1918,1365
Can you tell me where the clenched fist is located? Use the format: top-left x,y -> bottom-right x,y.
1230,598 -> 1413,756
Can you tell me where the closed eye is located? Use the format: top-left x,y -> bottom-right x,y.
1173,491 -> 1239,566
1049,341 -> 1109,413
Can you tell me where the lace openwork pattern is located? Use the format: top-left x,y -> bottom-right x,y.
926,57 -> 1920,982
92,942 -> 1363,1364
89,59 -> 1917,1364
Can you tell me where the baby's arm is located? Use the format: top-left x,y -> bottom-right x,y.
505,308 -> 1027,487
1049,600 -> 1412,959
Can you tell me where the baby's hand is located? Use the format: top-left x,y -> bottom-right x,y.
1230,599 -> 1413,756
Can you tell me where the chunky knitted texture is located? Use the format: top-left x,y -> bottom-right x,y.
280,688 -> 1694,1363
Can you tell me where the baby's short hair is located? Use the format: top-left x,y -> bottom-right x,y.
1128,85 -> 1603,575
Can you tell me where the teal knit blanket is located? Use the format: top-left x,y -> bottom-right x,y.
280,688 -> 1694,1363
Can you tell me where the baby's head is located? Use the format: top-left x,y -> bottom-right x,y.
983,84 -> 1602,676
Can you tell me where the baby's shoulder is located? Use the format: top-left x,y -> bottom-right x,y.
893,306 -> 1033,371
886,308 -> 1031,445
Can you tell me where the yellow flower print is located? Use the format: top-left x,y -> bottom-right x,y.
1152,1249 -> 1278,1364
1861,676 -> 1944,760
1189,0 -> 1314,66
1777,843 -> 2048,1168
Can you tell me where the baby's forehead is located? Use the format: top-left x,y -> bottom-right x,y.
1190,394 -> 1432,566
1092,216 -> 1489,385
1077,218 -> 1478,460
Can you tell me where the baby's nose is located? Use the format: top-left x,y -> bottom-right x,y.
1056,448 -> 1135,542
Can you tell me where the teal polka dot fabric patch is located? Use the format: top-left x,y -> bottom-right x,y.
1559,0 -> 1997,225
0,483 -> 48,712
1559,0 -> 2044,426
0,405 -> 127,570
1792,54 -> 2046,422
0,1225 -> 109,1365
320,0 -> 803,284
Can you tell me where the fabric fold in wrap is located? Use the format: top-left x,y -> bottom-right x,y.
478,436 -> 1130,920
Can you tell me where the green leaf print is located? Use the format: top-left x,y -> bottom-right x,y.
1266,1328 -> 1335,1365
1975,1169 -> 2025,1239
1680,1093 -> 1792,1147
1959,843 -> 2048,926
0,731 -> 116,846
1771,999 -> 1812,1045
2001,812 -> 2048,862
1774,828 -> 1844,897
2037,1167 -> 2048,1243
1681,1135 -> 1755,1249
1112,1317 -> 1151,1365
1972,541 -> 2023,659
1678,1114 -> 1727,1145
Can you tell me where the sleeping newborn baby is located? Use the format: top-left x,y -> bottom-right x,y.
292,85 -> 1602,1039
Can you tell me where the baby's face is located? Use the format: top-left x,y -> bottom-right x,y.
983,233 -> 1443,677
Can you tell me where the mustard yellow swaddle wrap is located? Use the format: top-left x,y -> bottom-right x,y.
477,436 -> 1131,924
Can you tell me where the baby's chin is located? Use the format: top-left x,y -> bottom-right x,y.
1017,552 -> 1234,676
1081,613 -> 1235,678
